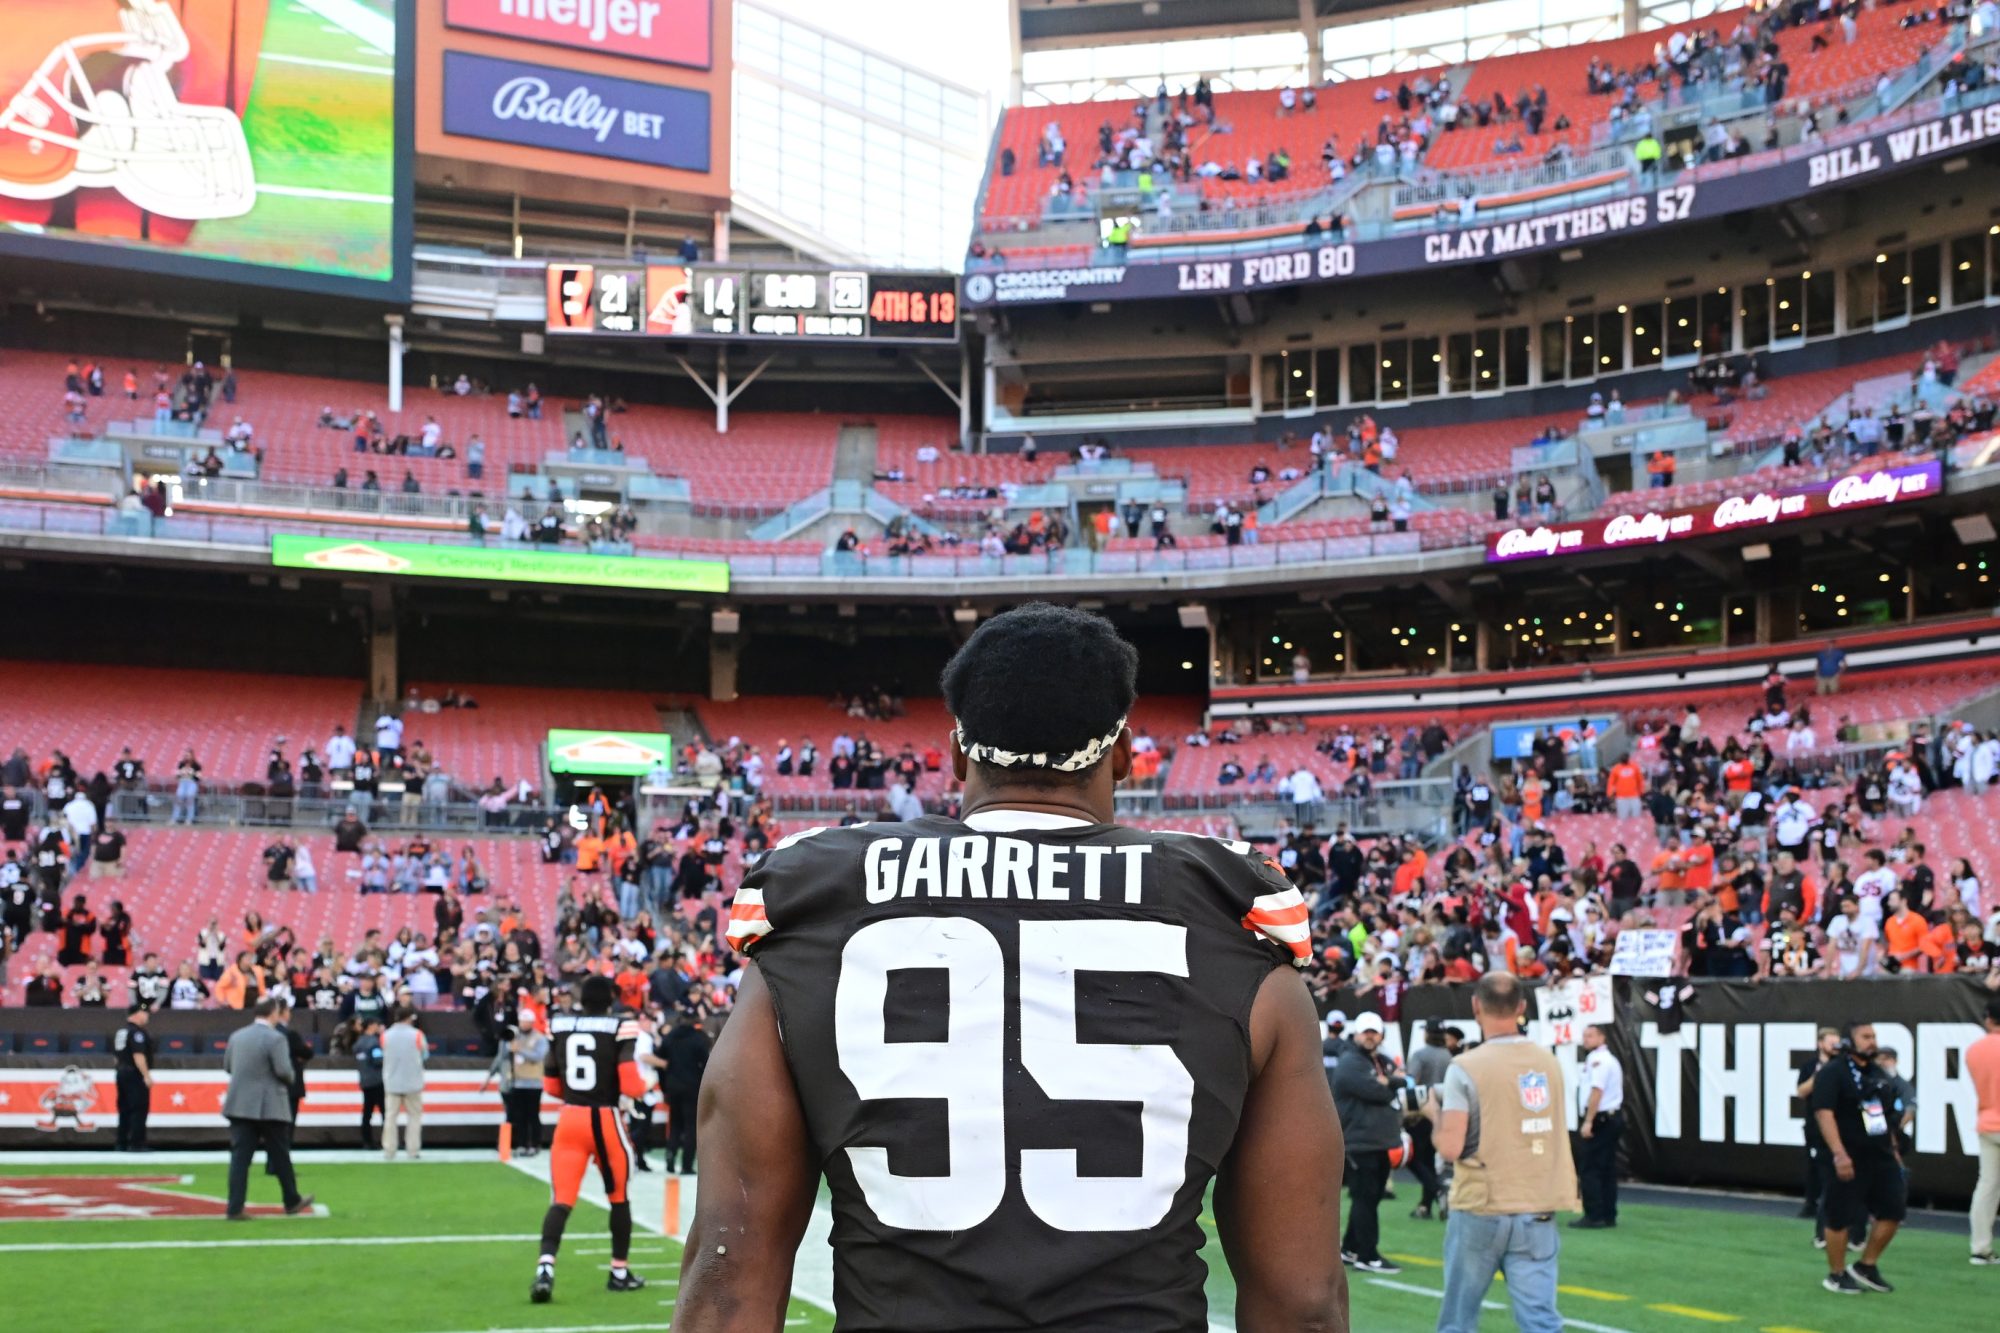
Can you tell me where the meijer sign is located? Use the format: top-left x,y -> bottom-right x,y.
447,0 -> 713,68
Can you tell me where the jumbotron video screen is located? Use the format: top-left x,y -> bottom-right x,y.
0,0 -> 404,293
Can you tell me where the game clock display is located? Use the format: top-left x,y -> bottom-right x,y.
545,264 -> 958,343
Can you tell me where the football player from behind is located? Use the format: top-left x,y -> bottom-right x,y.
677,602 -> 1348,1333
533,974 -> 647,1303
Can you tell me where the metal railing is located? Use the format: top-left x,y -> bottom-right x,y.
175,474 -> 487,522
4,786 -> 558,836
1392,143 -> 1633,210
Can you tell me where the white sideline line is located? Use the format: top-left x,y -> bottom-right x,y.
262,52 -> 394,76
1365,1275 -> 1637,1333
296,0 -> 397,54
0,1233 -> 539,1254
414,1326 -> 661,1333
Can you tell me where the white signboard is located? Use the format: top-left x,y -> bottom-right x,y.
1610,929 -> 1680,977
1534,975 -> 1615,1050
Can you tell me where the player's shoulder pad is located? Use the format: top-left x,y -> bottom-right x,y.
727,822 -> 868,953
1146,828 -> 1313,967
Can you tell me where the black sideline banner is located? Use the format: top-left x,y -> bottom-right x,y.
1333,977 -> 1993,1205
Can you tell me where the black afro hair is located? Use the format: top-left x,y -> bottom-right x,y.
941,603 -> 1138,782
579,974 -> 616,1014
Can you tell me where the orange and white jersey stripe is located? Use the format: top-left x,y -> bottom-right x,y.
726,886 -> 770,951
1241,887 -> 1312,966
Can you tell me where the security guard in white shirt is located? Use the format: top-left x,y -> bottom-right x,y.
1574,1023 -> 1625,1228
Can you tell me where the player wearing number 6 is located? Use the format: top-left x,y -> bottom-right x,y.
531,974 -> 649,1304
678,603 -> 1349,1333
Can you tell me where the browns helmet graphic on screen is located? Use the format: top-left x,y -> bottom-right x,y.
0,0 -> 260,237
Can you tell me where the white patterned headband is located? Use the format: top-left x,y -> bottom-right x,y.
955,716 -> 1127,772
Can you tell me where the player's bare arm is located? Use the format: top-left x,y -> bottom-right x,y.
675,964 -> 817,1333
1214,964 -> 1349,1333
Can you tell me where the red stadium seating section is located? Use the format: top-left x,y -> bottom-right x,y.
2,351 -> 841,515
399,685 -> 667,789
981,4 -> 1943,233
1696,351 -> 1923,444
873,417 -> 1053,513
0,662 -> 361,781
981,79 -> 1403,226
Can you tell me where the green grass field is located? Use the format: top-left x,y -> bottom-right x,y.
1,1160 -> 1990,1333
177,0 -> 399,280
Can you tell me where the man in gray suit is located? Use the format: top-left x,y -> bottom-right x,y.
223,996 -> 315,1219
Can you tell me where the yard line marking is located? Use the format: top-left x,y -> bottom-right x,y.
1759,1326 -> 1823,1333
1561,1284 -> 1633,1301
0,1233 -> 538,1254
1649,1303 -> 1740,1322
296,0 -> 397,54
256,184 -> 396,206
261,52 -> 394,76
1385,1251 -> 1443,1268
1364,1277 -> 1638,1333
1365,1276 -> 1504,1309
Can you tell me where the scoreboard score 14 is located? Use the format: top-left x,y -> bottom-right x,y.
545,264 -> 958,343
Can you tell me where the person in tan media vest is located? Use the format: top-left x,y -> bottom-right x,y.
1426,971 -> 1578,1333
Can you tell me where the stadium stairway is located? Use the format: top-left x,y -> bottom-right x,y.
833,425 -> 879,487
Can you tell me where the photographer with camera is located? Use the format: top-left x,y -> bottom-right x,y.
1406,1020 -> 1453,1220
1332,1011 -> 1406,1274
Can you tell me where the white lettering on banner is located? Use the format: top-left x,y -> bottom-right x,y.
1603,511 -> 1696,545
1915,1021 -> 1984,1155
1643,1020 -> 1983,1155
1239,252 -> 1315,287
989,266 -> 1127,303
1441,195 -> 1658,265
1762,1022 -> 1819,1147
1317,244 -> 1355,277
1699,1023 -> 1762,1144
1493,525 -> 1583,558
1426,231 -> 1486,263
499,0 -> 665,43
1807,140 -> 1882,187
1176,261 -> 1230,291
1884,103 -> 2000,164
491,76 -> 620,142
1712,491 -> 1804,528
1828,468 -> 1930,508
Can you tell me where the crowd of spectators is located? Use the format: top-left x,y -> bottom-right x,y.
1780,345 -> 1999,464
5,779 -> 769,1027
0,701 -> 546,842
1334,673 -> 2000,998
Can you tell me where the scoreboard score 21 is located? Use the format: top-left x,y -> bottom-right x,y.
545,264 -> 958,343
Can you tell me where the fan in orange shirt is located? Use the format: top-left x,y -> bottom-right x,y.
1680,830 -> 1716,893
1521,774 -> 1545,824
1881,892 -> 1936,973
1650,847 -> 1687,900
1392,846 -> 1429,899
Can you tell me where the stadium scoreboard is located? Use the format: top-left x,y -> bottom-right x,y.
545,264 -> 958,343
